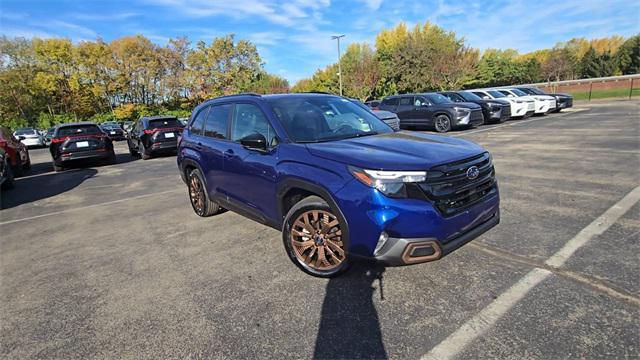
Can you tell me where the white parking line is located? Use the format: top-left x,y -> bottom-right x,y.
421,185 -> 640,360
0,189 -> 182,226
450,108 -> 588,137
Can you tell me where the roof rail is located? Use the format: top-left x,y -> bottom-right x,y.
214,92 -> 262,100
302,91 -> 337,95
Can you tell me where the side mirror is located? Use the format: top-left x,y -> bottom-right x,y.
17,136 -> 25,141
483,96 -> 490,99
240,133 -> 268,152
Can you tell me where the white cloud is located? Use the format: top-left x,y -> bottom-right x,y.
357,0 -> 383,11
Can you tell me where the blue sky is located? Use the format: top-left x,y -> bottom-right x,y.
1,0 -> 638,84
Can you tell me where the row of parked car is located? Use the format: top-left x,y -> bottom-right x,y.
364,86 -> 573,133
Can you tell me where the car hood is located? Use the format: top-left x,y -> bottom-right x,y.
305,131 -> 485,170
438,102 -> 481,110
372,110 -> 398,120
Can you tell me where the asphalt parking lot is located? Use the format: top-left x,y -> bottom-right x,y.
1,100 -> 639,359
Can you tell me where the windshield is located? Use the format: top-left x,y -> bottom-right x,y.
148,118 -> 181,129
511,89 -> 528,96
459,92 -> 482,101
266,95 -> 392,143
525,87 -> 545,95
425,93 -> 451,104
57,125 -> 103,137
102,124 -> 121,130
15,129 -> 36,135
487,90 -> 506,98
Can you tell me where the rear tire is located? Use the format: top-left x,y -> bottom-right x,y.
187,168 -> 221,217
282,196 -> 351,278
139,141 -> 151,160
2,158 -> 15,190
106,151 -> 117,165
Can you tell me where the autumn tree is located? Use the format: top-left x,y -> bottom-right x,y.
341,43 -> 380,100
616,35 -> 640,75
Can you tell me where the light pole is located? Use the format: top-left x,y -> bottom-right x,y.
331,34 -> 345,96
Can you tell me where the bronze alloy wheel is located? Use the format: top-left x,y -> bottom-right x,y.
290,210 -> 346,271
189,173 -> 205,216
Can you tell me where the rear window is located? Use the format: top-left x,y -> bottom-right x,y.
57,125 -> 103,137
148,118 -> 181,129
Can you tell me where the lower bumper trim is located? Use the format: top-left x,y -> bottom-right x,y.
373,210 -> 500,266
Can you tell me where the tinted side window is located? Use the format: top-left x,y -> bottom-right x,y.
414,96 -> 429,106
231,103 -> 277,146
204,104 -> 231,139
399,97 -> 413,105
382,98 -> 399,106
472,92 -> 488,99
190,106 -> 208,135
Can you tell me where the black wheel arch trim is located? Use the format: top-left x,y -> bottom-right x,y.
276,178 -> 350,250
179,158 -> 204,185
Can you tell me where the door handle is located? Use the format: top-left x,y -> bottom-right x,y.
224,149 -> 236,158
194,142 -> 203,150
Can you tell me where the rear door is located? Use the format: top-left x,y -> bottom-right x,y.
395,96 -> 415,123
220,102 -> 279,222
200,103 -> 232,201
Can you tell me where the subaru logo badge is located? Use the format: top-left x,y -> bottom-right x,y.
466,166 -> 479,180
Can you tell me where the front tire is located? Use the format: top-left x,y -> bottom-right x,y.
434,114 -> 452,133
188,168 -> 221,217
283,196 -> 350,278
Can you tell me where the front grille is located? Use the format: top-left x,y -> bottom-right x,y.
470,109 -> 483,122
417,153 -> 497,217
503,105 -> 511,117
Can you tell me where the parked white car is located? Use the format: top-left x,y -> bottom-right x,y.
13,128 -> 46,148
467,89 -> 535,118
495,88 -> 556,115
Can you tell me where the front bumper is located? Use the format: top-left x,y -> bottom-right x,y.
456,110 -> 484,127
374,211 -> 500,266
333,178 -> 500,266
489,106 -> 511,121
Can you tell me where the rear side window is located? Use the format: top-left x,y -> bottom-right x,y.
190,106 -> 208,135
57,125 -> 102,137
382,98 -> 399,106
231,103 -> 276,146
148,118 -> 181,129
204,104 -> 231,139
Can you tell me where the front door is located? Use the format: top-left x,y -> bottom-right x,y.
221,102 -> 279,222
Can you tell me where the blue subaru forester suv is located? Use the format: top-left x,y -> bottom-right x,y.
178,93 -> 500,277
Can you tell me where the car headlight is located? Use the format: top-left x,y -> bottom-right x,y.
349,166 -> 426,198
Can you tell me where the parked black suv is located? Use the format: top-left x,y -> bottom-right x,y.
440,91 -> 511,124
50,122 -> 116,172
515,87 -> 573,112
379,93 -> 483,132
127,116 -> 184,159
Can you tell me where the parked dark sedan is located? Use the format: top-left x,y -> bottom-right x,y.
100,123 -> 126,141
379,93 -> 483,132
516,87 -> 573,112
50,122 -> 116,172
440,91 -> 511,124
127,116 -> 184,160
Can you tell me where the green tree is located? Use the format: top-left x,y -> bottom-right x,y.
616,35 -> 640,75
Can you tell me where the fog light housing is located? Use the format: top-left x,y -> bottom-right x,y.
374,231 -> 389,256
